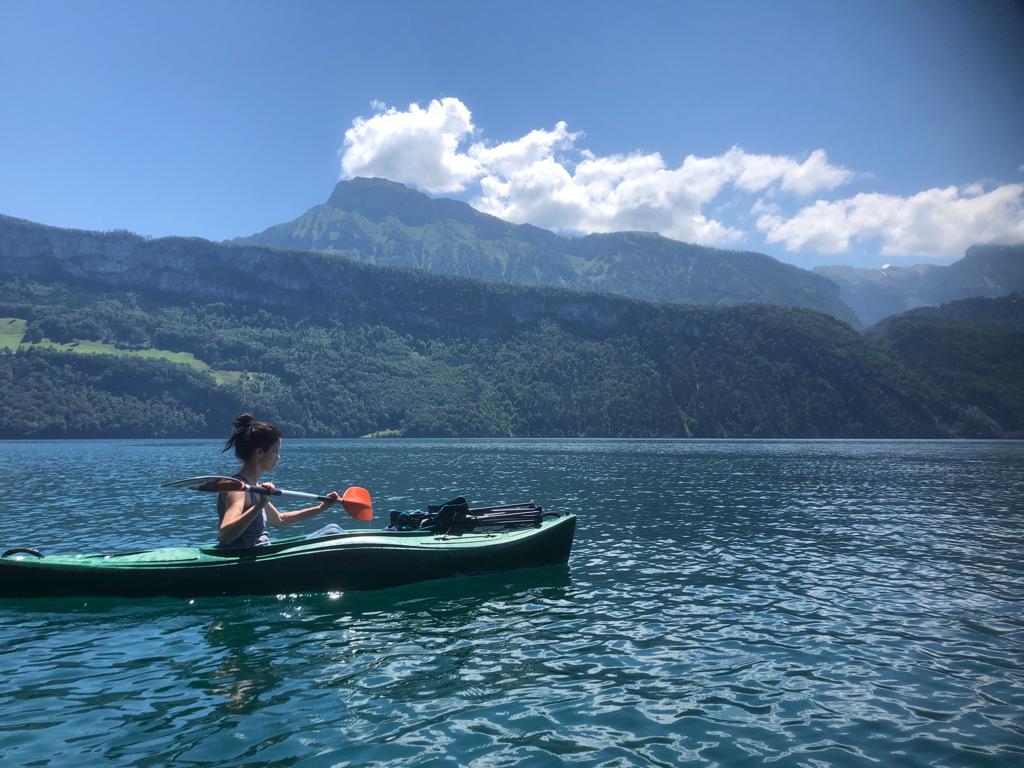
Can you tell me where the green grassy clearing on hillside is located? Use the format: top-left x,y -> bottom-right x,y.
0,317 -> 26,349
0,317 -> 242,386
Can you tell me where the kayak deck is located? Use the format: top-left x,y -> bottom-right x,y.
0,514 -> 576,598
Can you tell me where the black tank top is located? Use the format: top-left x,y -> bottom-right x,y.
216,474 -> 270,548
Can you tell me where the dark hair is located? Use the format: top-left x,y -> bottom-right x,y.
222,413 -> 281,460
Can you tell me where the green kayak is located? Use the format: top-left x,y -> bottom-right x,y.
0,514 -> 576,598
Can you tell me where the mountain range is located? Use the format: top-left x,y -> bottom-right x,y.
234,177 -> 1024,327
233,177 -> 859,326
816,245 -> 1024,326
1,210 -> 1022,438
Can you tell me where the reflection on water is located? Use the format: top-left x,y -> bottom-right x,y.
203,618 -> 283,714
1,439 -> 1023,766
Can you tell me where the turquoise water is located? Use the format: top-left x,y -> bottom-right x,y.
1,439 -> 1022,767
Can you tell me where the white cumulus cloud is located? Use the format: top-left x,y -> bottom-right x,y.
756,183 -> 1024,257
473,146 -> 747,243
341,98 -> 480,194
340,98 -> 853,246
467,141 -> 850,243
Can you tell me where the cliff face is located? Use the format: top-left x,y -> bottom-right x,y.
0,217 -> 272,306
0,213 -> 699,340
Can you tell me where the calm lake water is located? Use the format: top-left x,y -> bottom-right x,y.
1,439 -> 1022,767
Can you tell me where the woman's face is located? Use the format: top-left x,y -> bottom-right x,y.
258,439 -> 282,471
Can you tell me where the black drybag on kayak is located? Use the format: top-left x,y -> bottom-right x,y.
386,497 -> 544,533
427,496 -> 471,531
388,497 -> 472,532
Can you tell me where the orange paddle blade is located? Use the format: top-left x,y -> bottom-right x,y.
342,486 -> 373,521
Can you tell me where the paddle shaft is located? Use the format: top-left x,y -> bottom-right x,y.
244,483 -> 337,505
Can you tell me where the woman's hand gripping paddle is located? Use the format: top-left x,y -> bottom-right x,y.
163,476 -> 373,521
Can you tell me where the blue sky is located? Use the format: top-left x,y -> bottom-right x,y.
1,0 -> 1022,268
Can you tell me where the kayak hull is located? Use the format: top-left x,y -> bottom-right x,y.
0,514 -> 576,598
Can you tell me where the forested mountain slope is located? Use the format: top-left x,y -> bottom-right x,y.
0,213 -> 994,438
868,293 -> 1024,436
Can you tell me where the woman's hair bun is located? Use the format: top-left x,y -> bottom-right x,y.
223,413 -> 280,459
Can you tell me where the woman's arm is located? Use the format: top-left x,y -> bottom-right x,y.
218,490 -> 265,545
264,489 -> 342,528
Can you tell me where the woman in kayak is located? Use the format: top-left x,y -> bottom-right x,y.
218,413 -> 345,548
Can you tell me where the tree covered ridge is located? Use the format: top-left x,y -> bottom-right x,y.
868,293 -> 1024,435
1,213 -> 1020,439
0,275 -> 1010,439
